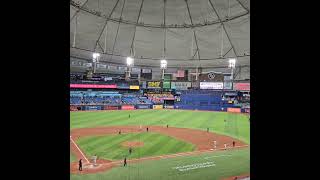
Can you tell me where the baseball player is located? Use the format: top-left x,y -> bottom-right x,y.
92,154 -> 97,166
119,130 -> 121,135
129,147 -> 132,154
167,124 -> 169,128
146,127 -> 149,132
224,143 -> 227,150
232,141 -> 236,148
78,159 -> 83,171
213,140 -> 217,149
124,157 -> 127,167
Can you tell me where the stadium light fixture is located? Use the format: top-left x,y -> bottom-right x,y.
126,56 -> 134,67
92,53 -> 100,62
160,59 -> 167,69
228,58 -> 236,68
93,53 -> 100,59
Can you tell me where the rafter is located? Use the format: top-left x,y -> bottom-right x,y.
208,0 -> 238,57
184,0 -> 201,60
129,0 -> 145,57
235,0 -> 249,13
70,0 -> 89,22
93,0 -> 121,51
110,0 -> 126,60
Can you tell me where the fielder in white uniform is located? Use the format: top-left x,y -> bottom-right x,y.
92,155 -> 97,166
224,143 -> 227,150
213,141 -> 217,149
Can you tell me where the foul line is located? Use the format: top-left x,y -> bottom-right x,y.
70,136 -> 89,163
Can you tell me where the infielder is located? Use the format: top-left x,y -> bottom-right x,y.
213,140 -> 217,149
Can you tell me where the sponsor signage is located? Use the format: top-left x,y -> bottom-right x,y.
70,84 -> 117,89
147,81 -> 162,89
129,85 -> 140,90
164,105 -> 174,109
104,106 -> 119,110
200,82 -> 224,89
162,81 -> 171,89
172,82 -> 191,90
153,105 -> 163,109
227,108 -> 241,113
234,83 -> 250,91
121,105 -> 135,110
136,105 -> 150,109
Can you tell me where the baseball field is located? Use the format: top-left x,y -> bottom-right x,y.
70,109 -> 250,180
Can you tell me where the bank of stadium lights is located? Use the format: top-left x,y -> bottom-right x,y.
126,56 -> 134,67
160,59 -> 167,69
92,53 -> 100,62
228,58 -> 236,68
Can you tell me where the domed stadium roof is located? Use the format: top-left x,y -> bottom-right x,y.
70,0 -> 250,68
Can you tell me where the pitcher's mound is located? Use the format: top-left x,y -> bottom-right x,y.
122,141 -> 144,147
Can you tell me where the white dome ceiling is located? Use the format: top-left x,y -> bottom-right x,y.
70,0 -> 250,68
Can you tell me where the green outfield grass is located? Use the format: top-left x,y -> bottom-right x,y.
70,152 -> 76,162
70,147 -> 250,180
70,110 -> 250,143
76,132 -> 195,160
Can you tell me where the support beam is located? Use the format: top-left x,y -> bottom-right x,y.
223,47 -> 233,57
208,0 -> 238,57
163,0 -> 167,58
185,0 -> 201,60
235,0 -> 249,13
110,0 -> 126,59
72,15 -> 77,47
70,0 -> 89,22
130,0 -> 145,56
104,24 -> 108,53
93,0 -> 121,51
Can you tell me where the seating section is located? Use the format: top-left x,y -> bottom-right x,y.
70,91 -> 152,105
145,93 -> 174,104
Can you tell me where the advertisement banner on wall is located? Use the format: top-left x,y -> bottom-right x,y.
85,106 -> 102,110
129,85 -> 140,90
104,106 -> 119,110
121,105 -> 135,110
162,81 -> 171,89
234,83 -> 250,91
70,84 -> 117,89
147,81 -> 162,89
164,105 -> 174,109
227,108 -> 241,113
153,105 -> 163,109
136,105 -> 150,109
200,82 -> 224,89
172,82 -> 191,90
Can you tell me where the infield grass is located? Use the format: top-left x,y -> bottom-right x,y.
76,132 -> 195,160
